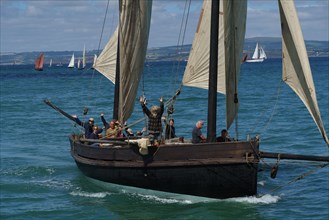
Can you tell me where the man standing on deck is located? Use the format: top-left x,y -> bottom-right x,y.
192,120 -> 206,143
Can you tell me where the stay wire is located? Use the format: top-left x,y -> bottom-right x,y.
258,163 -> 329,197
171,0 -> 191,97
248,79 -> 284,136
80,0 -> 114,121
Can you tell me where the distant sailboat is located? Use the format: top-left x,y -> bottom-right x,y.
77,59 -> 81,69
68,53 -> 75,68
91,54 -> 97,69
82,45 -> 86,69
49,59 -> 53,68
35,53 -> 44,71
245,42 -> 267,63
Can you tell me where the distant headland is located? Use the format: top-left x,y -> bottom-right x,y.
0,37 -> 328,66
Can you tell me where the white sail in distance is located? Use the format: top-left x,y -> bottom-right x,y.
68,53 -> 75,68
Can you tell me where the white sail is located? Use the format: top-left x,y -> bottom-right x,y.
49,59 -> 52,67
183,0 -> 247,129
251,42 -> 260,59
259,46 -> 267,59
68,53 -> 75,68
77,59 -> 81,69
183,1 -> 224,93
94,0 -> 152,122
279,0 -> 329,146
92,54 -> 97,69
82,45 -> 86,69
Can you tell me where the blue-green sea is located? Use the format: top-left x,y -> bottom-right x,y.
1,57 -> 328,219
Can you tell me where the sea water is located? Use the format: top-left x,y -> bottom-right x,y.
1,57 -> 328,219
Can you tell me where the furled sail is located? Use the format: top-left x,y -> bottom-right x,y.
94,0 -> 152,123
183,0 -> 247,129
279,0 -> 329,146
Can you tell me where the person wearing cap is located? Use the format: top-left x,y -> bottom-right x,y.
101,113 -> 122,138
72,115 -> 95,138
192,120 -> 206,144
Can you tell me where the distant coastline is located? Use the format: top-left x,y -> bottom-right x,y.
1,37 -> 328,66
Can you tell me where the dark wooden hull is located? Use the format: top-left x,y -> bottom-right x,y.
69,135 -> 260,199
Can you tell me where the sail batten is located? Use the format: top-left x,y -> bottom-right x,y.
279,0 -> 329,146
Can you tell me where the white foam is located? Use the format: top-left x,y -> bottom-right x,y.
258,180 -> 266,186
69,191 -> 111,198
227,194 -> 280,204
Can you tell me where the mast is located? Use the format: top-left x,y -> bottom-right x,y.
113,5 -> 121,121
207,0 -> 219,142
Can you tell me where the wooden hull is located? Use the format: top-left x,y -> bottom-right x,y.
69,135 -> 260,199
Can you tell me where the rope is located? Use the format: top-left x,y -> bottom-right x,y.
258,163 -> 329,197
248,79 -> 284,136
170,0 -> 192,96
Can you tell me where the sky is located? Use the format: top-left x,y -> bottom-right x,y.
1,0 -> 328,53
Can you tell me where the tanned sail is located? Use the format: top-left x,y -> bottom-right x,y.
35,53 -> 45,71
279,0 -> 329,146
182,0 -> 247,131
93,0 -> 152,123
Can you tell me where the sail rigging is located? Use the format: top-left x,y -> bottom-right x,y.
94,0 -> 152,123
279,0 -> 329,146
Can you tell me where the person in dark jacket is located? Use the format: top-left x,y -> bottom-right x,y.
140,96 -> 164,145
165,118 -> 176,140
72,115 -> 95,138
216,129 -> 231,142
89,125 -> 103,139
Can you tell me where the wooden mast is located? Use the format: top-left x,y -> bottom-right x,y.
207,0 -> 219,142
113,5 -> 121,121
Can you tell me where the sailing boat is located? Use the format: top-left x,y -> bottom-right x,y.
45,0 -> 328,199
77,59 -> 81,69
245,42 -> 267,63
35,52 -> 44,71
68,53 -> 75,68
49,59 -> 53,68
82,45 -> 86,69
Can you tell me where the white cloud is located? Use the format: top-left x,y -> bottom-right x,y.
0,0 -> 328,53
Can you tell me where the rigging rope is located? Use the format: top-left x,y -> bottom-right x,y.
248,79 -> 284,136
78,0 -> 117,123
257,163 -> 329,197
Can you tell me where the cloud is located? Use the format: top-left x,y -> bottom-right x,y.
0,0 -> 328,53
